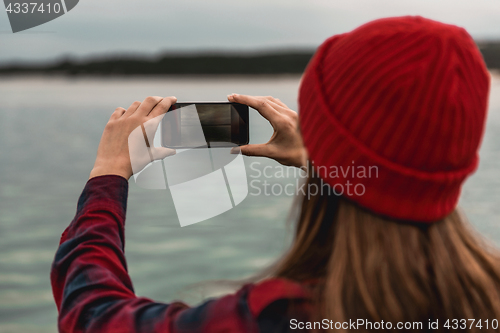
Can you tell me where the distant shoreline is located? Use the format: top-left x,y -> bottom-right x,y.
0,42 -> 498,76
0,73 -> 304,80
0,52 -> 314,76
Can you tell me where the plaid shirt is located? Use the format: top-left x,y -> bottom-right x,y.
50,175 -> 310,333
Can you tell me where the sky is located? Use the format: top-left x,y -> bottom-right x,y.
1,0 -> 500,63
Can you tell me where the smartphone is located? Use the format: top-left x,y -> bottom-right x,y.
161,102 -> 249,148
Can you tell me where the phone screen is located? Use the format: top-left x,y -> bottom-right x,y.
161,102 -> 249,148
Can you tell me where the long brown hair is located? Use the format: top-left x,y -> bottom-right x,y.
271,174 -> 500,332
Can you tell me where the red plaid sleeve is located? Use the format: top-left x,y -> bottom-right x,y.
50,175 -> 309,333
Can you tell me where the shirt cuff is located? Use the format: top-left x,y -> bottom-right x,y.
76,175 -> 129,217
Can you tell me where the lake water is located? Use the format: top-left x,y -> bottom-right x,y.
0,75 -> 499,332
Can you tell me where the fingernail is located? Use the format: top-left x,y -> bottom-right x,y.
227,94 -> 233,100
230,147 -> 241,154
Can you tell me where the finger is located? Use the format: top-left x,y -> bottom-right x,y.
266,99 -> 298,118
142,114 -> 165,147
264,96 -> 288,109
265,99 -> 289,113
123,101 -> 141,118
148,96 -> 177,118
151,147 -> 176,160
110,107 -> 126,120
232,144 -> 271,158
228,94 -> 281,123
132,96 -> 163,117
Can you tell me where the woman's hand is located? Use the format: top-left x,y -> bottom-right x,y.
89,96 -> 177,180
227,94 -> 307,168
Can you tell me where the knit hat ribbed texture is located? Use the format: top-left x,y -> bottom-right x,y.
299,16 -> 490,222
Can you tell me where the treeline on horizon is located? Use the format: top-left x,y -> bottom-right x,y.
0,42 -> 499,75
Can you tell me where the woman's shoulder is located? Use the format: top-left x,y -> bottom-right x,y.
245,277 -> 311,317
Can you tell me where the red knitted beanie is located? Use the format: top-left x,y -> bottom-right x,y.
299,16 -> 490,222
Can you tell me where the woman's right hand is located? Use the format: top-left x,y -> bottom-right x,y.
227,94 -> 307,169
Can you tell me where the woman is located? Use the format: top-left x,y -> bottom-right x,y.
51,16 -> 497,332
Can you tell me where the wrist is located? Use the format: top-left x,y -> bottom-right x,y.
89,165 -> 132,180
299,149 -> 308,169
292,148 -> 308,169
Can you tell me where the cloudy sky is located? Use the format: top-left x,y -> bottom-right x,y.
1,0 -> 500,63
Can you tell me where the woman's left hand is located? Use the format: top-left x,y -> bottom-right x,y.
89,96 -> 177,180
228,94 -> 307,168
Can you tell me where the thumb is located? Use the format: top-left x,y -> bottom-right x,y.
151,147 -> 176,160
232,144 -> 270,158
